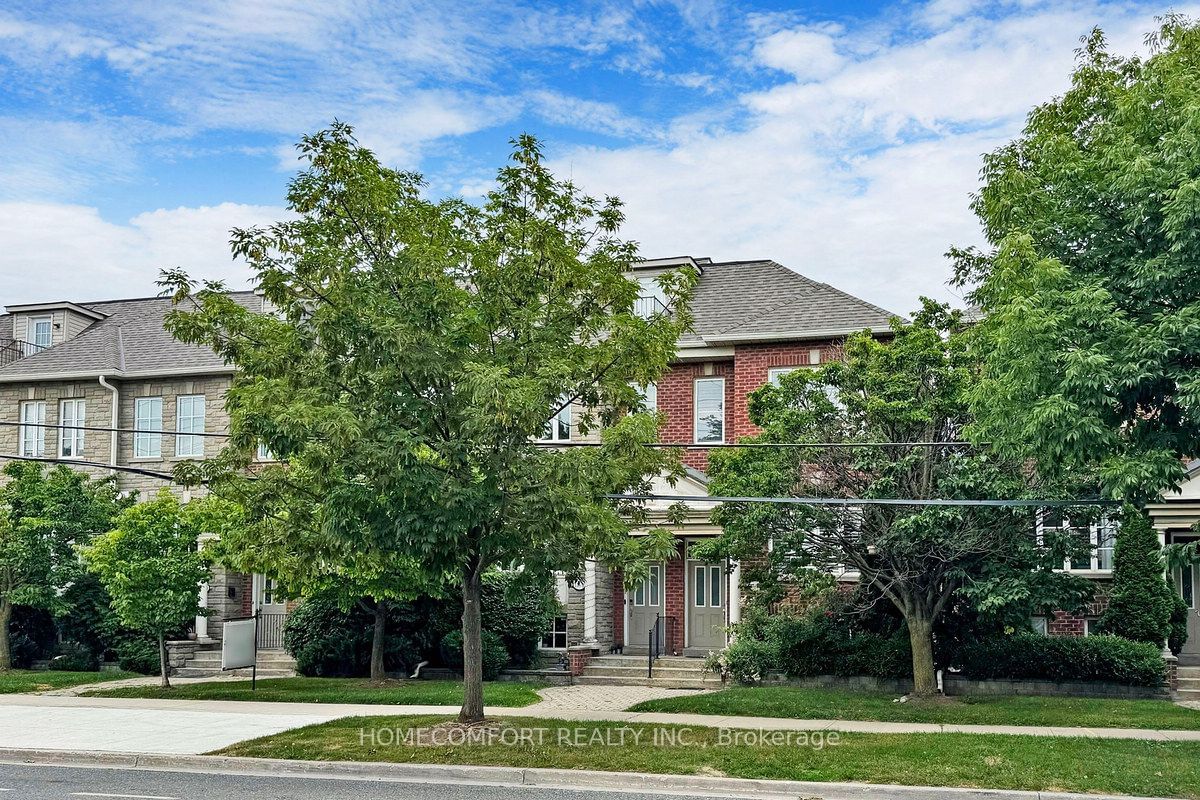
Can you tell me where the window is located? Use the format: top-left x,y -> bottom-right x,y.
133,397 -> 162,458
767,367 -> 799,386
19,401 -> 46,457
26,316 -> 51,354
694,565 -> 722,608
1178,563 -> 1195,609
633,565 -> 662,607
1030,617 -> 1049,635
635,277 -> 668,318
633,382 -> 657,413
694,378 -> 724,443
1084,618 -> 1099,637
541,616 -> 568,649
1037,512 -> 1116,573
541,397 -> 572,441
257,442 -> 275,462
175,395 -> 206,458
59,399 -> 85,459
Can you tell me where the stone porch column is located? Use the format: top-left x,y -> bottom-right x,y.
583,559 -> 597,643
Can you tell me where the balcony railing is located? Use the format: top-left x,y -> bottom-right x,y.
634,296 -> 668,319
0,338 -> 48,368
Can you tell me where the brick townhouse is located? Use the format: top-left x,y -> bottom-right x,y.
3,258 -> 1197,675
0,294 -> 286,653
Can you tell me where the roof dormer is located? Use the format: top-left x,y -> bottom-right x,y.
4,301 -> 107,354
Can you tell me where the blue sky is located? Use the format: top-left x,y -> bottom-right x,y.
0,0 -> 1188,310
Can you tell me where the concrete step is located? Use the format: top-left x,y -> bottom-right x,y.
573,675 -> 722,690
1176,677 -> 1200,690
1175,689 -> 1200,701
174,666 -> 295,679
185,653 -> 296,666
582,665 -> 711,679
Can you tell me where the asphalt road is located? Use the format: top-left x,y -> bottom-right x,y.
0,763 -> 784,800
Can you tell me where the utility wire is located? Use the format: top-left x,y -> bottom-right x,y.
0,420 -> 981,449
0,453 -> 182,481
605,493 -> 1118,508
0,420 -> 231,438
0,454 -> 1113,508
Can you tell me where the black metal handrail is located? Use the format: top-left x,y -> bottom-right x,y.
647,614 -> 678,678
0,338 -> 47,367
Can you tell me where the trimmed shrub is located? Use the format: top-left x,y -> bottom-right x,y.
48,640 -> 99,672
9,606 -> 57,669
954,632 -> 1165,687
775,612 -> 912,680
282,592 -> 458,678
115,637 -> 161,674
479,570 -> 558,668
1168,591 -> 1190,656
1098,508 -> 1174,645
440,629 -> 509,680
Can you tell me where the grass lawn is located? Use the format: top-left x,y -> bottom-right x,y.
0,669 -> 140,694
216,715 -> 1200,798
85,677 -> 544,707
628,685 -> 1200,731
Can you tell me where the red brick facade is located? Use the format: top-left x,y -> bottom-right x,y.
611,568 -> 624,648
665,541 -> 686,654
1047,580 -> 1112,636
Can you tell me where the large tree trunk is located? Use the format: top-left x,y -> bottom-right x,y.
906,612 -> 938,698
158,632 -> 170,689
369,600 -> 388,683
458,556 -> 485,723
0,598 -> 12,671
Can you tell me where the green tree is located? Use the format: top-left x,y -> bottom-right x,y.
0,463 -> 125,670
700,303 -> 1092,697
82,490 -> 213,687
1099,507 -> 1175,646
161,124 -> 694,721
201,482 -> 443,682
952,17 -> 1200,502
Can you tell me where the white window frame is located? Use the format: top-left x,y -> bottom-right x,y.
174,395 -> 206,458
19,400 -> 46,457
540,396 -> 572,442
27,315 -> 52,354
632,382 -> 657,413
1036,512 -> 1116,573
693,377 -> 725,443
1030,617 -> 1049,635
256,442 -> 275,462
133,397 -> 163,458
767,366 -> 800,386
59,398 -> 85,459
540,616 -> 569,650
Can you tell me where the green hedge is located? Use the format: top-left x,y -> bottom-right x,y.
954,632 -> 1166,687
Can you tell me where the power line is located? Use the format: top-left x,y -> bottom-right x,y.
0,453 -> 181,481
1,419 -> 980,449
0,420 -> 231,438
605,493 -> 1117,508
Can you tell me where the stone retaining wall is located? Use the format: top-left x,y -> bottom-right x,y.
761,672 -> 1172,700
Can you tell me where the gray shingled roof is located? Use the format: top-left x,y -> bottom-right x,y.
0,259 -> 897,379
0,293 -> 260,381
680,260 -> 899,346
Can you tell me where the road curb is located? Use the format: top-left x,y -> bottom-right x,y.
0,747 -> 1174,800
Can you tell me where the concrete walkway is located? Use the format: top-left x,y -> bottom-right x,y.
4,691 -> 1200,755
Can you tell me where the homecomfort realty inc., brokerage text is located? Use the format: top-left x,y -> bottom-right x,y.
359,725 -> 842,749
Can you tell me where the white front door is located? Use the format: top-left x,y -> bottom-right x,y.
687,560 -> 726,650
1173,537 -> 1200,661
626,563 -> 664,649
253,574 -> 287,649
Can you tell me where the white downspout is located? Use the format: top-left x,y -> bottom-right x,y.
97,375 -> 118,475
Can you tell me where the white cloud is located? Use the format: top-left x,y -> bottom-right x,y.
546,1 -> 1192,313
754,24 -> 845,81
0,202 -> 285,304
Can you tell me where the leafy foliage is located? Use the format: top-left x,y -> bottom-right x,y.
953,17 -> 1200,501
440,629 -> 509,681
1098,507 -> 1175,645
160,124 -> 695,719
480,570 -> 558,668
47,641 -> 98,672
700,302 -> 1092,695
0,462 -> 128,669
82,490 -> 213,686
954,633 -> 1166,687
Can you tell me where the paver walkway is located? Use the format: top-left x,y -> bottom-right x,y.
4,690 -> 1200,755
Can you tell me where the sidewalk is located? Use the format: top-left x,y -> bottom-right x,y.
4,690 -> 1200,755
